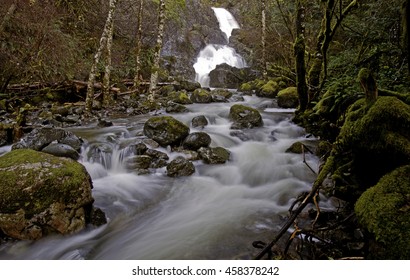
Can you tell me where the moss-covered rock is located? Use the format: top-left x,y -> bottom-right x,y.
277,87 -> 299,108
191,88 -> 213,103
143,116 -> 190,147
239,82 -> 253,95
168,90 -> 193,105
0,149 -> 97,240
257,80 -> 280,98
355,165 -> 410,259
331,96 -> 410,198
182,132 -> 212,151
229,104 -> 263,129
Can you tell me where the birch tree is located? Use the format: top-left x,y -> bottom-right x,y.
85,0 -> 118,112
133,0 -> 144,90
147,0 -> 166,103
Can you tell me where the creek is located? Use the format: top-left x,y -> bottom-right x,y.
0,94 -> 334,260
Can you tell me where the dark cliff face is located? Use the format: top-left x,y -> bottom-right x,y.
161,0 -> 227,80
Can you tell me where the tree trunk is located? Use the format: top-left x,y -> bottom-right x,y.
308,0 -> 358,103
261,0 -> 267,79
102,1 -> 116,108
294,0 -> 308,112
85,0 -> 118,112
133,0 -> 144,90
148,0 -> 166,103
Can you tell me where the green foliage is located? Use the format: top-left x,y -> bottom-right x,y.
355,165 -> 410,259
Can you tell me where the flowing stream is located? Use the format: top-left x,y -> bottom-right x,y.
0,94 -> 333,260
194,8 -> 246,87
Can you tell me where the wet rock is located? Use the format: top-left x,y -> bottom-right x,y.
0,149 -> 98,240
230,130 -> 251,141
166,102 -> 189,113
191,115 -> 208,128
168,90 -> 193,105
97,119 -> 113,128
166,156 -> 195,177
229,104 -> 263,129
145,149 -> 169,168
211,88 -> 233,99
285,141 -> 304,154
90,207 -> 107,227
256,80 -> 280,98
128,143 -> 148,155
209,63 -> 244,89
42,143 -> 80,160
12,127 -> 83,152
190,88 -> 213,103
277,87 -> 299,108
125,155 -> 153,170
176,80 -> 201,92
51,106 -> 69,117
198,147 -> 230,164
182,132 -> 212,151
143,116 -> 190,147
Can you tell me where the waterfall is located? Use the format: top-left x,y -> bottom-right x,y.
193,7 -> 246,87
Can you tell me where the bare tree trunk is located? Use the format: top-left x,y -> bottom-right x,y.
261,0 -> 267,79
85,0 -> 118,112
133,0 -> 144,90
102,5 -> 115,107
148,0 -> 166,103
294,0 -> 308,112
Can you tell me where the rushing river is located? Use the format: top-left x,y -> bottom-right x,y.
0,94 -> 334,260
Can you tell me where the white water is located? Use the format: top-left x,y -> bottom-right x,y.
193,8 -> 246,87
0,95 -> 333,260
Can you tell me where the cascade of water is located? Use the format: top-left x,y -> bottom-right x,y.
193,7 -> 246,87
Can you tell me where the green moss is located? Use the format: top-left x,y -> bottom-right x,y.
168,90 -> 192,104
277,87 -> 299,108
258,80 -> 279,98
0,149 -> 91,216
239,82 -> 253,93
355,165 -> 410,259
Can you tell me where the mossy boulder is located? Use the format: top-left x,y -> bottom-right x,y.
168,90 -> 193,105
143,116 -> 190,147
176,80 -> 201,92
191,115 -> 208,128
229,104 -> 263,129
355,165 -> 410,259
239,82 -> 253,95
191,88 -> 213,103
257,80 -> 280,98
0,149 -> 97,240
277,87 -> 299,108
331,96 -> 410,198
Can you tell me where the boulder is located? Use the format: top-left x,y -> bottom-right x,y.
209,63 -> 245,89
176,80 -> 201,92
166,156 -> 195,177
166,102 -> 189,113
125,155 -> 153,170
229,104 -> 263,129
145,148 -> 169,168
143,116 -> 190,147
0,149 -> 100,240
191,115 -> 208,128
355,165 -> 410,259
42,143 -> 80,160
182,132 -> 212,151
277,87 -> 299,108
211,89 -> 233,102
12,127 -> 83,152
198,147 -> 230,164
256,80 -> 281,98
190,88 -> 213,103
168,90 -> 193,105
